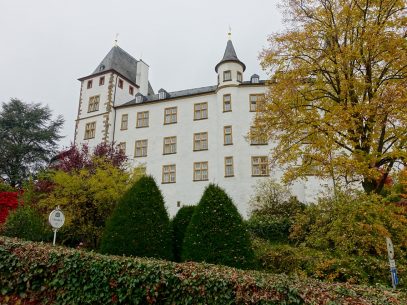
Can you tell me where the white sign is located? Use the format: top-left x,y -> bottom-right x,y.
49,207 -> 65,229
386,237 -> 394,259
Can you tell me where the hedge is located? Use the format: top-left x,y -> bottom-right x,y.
1,237 -> 406,304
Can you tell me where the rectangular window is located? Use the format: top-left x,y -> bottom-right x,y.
118,79 -> 123,89
224,126 -> 233,145
87,80 -> 92,89
223,94 -> 231,112
118,142 -> 126,154
250,127 -> 268,145
251,156 -> 269,176
194,102 -> 208,120
99,76 -> 105,86
193,162 -> 208,181
162,164 -> 176,183
163,136 -> 177,154
87,95 -> 100,112
225,157 -> 234,177
134,139 -> 148,157
249,94 -> 265,112
129,86 -> 134,95
136,111 -> 149,128
164,107 -> 177,124
193,132 -> 208,151
120,114 -> 128,130
237,72 -> 242,83
84,121 -> 96,139
223,70 -> 231,81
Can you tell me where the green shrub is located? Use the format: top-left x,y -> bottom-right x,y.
252,237 -> 407,287
246,214 -> 291,243
100,175 -> 172,260
182,184 -> 254,269
171,205 -> 196,262
290,191 -> 407,257
1,237 -> 406,305
2,204 -> 47,242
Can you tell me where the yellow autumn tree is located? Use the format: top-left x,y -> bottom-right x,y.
253,0 -> 407,193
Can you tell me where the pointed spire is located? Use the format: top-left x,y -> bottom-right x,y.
215,38 -> 246,72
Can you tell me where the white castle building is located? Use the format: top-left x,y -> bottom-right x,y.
74,38 -> 325,217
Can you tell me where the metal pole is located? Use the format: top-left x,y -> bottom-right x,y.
53,228 -> 57,246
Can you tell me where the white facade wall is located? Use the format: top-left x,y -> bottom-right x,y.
76,72 -> 138,146
112,81 -> 324,218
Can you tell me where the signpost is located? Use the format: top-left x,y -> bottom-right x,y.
386,237 -> 398,289
49,206 -> 65,246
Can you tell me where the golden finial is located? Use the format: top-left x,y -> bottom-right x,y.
114,33 -> 119,46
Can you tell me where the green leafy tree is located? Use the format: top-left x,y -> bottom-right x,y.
171,205 -> 196,262
182,184 -> 254,269
100,176 -> 173,260
40,162 -> 137,248
2,204 -> 47,241
0,99 -> 63,186
254,0 -> 407,194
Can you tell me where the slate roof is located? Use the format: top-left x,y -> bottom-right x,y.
215,40 -> 246,72
118,85 -> 218,108
93,46 -> 139,84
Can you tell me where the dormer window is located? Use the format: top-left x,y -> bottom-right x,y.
158,89 -> 168,100
99,65 -> 105,71
223,70 -> 232,81
237,72 -> 242,83
135,94 -> 143,104
251,74 -> 259,84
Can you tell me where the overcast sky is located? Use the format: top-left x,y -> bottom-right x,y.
0,0 -> 283,148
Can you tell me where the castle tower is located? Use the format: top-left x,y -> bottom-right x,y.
215,36 -> 246,88
74,45 -> 153,147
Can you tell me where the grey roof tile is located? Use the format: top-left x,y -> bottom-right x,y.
215,40 -> 246,72
93,46 -> 138,84
118,85 -> 217,107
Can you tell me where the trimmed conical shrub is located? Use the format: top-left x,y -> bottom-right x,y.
182,184 -> 254,269
171,205 -> 196,262
100,175 -> 172,260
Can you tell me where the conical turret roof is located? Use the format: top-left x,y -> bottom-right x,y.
215,40 -> 246,72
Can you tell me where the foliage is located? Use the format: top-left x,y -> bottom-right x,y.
2,205 -> 47,242
252,237 -> 407,288
171,205 -> 196,262
247,216 -> 291,243
249,179 -> 305,218
52,142 -> 127,173
1,237 -> 406,305
0,98 -> 63,186
248,179 -> 304,243
290,191 -> 407,257
0,183 -> 14,192
100,176 -> 173,260
182,184 -> 254,269
39,163 -> 137,249
254,0 -> 407,194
